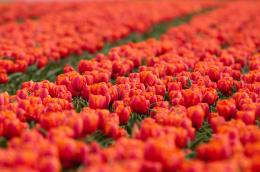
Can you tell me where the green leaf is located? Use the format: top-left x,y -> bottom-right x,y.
38,128 -> 48,136
110,78 -> 116,85
184,78 -> 192,89
0,137 -> 7,148
29,121 -> 36,129
164,91 -> 169,101
210,104 -> 217,112
231,84 -> 237,94
186,121 -> 212,150
73,97 -> 88,113
27,64 -> 38,73
185,150 -> 196,159
109,103 -> 114,112
8,73 -> 23,81
187,78 -> 192,87
241,65 -> 249,74
122,113 -> 148,136
133,68 -> 139,73
217,89 -> 230,100
84,131 -> 114,147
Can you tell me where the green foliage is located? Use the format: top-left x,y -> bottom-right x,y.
122,113 -> 148,136
217,84 -> 237,101
29,120 -> 36,129
231,84 -> 237,94
187,78 -> 192,88
133,67 -> 139,73
184,107 -> 215,154
110,78 -> 116,85
210,103 -> 217,112
84,131 -> 114,147
0,137 -> 7,148
185,150 -> 197,160
186,121 -> 212,150
164,91 -> 169,101
84,113 -> 149,148
184,78 -> 192,89
108,103 -> 114,112
217,90 -> 230,100
38,127 -> 48,137
241,64 -> 249,74
73,97 -> 88,113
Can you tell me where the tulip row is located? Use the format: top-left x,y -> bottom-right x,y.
0,1 -> 82,24
0,0 -> 260,172
0,0 -> 216,83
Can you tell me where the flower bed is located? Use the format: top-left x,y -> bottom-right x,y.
0,0 -> 260,172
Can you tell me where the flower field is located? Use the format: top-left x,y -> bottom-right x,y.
0,0 -> 260,172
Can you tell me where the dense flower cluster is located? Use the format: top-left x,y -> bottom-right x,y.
0,0 -> 215,83
0,2 -> 81,24
0,0 -> 260,172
